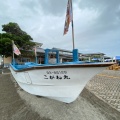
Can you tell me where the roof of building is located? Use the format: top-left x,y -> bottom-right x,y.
33,42 -> 43,47
52,47 -> 73,53
81,52 -> 105,57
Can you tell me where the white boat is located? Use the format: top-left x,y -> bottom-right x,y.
10,48 -> 113,103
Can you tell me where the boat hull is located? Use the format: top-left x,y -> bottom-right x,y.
10,63 -> 111,103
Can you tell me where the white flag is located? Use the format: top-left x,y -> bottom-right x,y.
12,41 -> 21,55
63,0 -> 73,35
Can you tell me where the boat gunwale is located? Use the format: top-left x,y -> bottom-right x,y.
10,63 -> 113,72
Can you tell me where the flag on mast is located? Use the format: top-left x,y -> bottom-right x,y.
63,0 -> 73,35
12,41 -> 21,55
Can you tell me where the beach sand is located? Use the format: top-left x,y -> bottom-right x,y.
0,68 -> 120,120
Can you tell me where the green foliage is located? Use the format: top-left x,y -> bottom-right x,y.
0,37 -> 12,57
0,22 -> 35,57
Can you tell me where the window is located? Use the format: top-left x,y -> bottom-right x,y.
17,58 -> 31,63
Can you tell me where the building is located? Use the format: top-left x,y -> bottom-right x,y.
0,42 -> 110,68
0,42 -> 43,67
80,52 -> 106,62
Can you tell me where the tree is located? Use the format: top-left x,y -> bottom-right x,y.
0,36 -> 12,57
0,22 -> 35,57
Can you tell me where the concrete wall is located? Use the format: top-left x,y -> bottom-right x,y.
4,56 -> 12,64
3,56 -> 39,65
0,56 -> 2,65
4,56 -> 12,67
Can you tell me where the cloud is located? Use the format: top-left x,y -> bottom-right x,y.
0,0 -> 120,57
75,0 -> 120,56
79,0 -> 120,31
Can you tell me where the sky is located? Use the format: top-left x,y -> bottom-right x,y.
0,0 -> 120,57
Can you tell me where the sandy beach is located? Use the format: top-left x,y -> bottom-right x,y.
0,68 -> 120,120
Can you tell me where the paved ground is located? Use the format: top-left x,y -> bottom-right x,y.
86,70 -> 120,112
0,68 -> 51,120
0,68 -> 120,120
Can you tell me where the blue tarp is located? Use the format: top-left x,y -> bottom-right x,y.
115,56 -> 120,60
